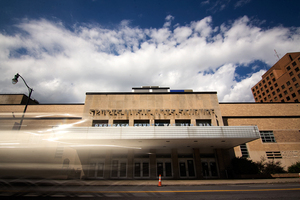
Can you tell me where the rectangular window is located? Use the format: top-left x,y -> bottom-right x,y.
295,83 -> 300,88
266,76 -> 270,80
274,83 -> 278,87
113,120 -> 129,127
92,120 -> 109,127
287,66 -> 291,71
134,120 -> 150,127
260,131 -> 276,143
274,96 -> 278,101
292,61 -> 296,66
292,93 -> 296,98
240,143 -> 249,158
276,88 -> 280,93
196,119 -> 211,126
154,119 -> 170,126
175,119 -> 191,126
289,71 -> 294,76
295,67 -> 299,72
286,81 -> 291,86
292,77 -> 297,82
270,73 -> 274,77
266,151 -> 282,159
281,85 -> 285,89
286,96 -> 290,101
270,86 -> 273,90
279,93 -> 282,98
284,90 -> 288,95
289,87 -> 293,92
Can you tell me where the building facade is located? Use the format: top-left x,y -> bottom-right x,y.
0,87 -> 299,180
252,52 -> 300,103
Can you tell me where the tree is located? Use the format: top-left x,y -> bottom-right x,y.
288,162 -> 300,173
231,157 -> 259,175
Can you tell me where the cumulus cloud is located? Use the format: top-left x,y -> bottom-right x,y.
0,15 -> 299,103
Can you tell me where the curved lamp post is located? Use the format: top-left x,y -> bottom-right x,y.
12,73 -> 33,130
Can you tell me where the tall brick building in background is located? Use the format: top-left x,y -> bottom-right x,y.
252,52 -> 300,103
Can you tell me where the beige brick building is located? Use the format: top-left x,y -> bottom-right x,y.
252,52 -> 300,103
0,87 -> 299,180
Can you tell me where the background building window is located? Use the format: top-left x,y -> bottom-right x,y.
266,151 -> 282,159
240,144 -> 249,158
260,131 -> 276,143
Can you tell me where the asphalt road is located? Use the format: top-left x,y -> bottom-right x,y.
0,183 -> 299,199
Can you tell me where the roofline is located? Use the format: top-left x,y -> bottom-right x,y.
86,91 -> 217,95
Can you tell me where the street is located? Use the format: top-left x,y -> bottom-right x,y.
0,183 -> 299,199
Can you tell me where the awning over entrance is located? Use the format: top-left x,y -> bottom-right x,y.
49,126 -> 260,150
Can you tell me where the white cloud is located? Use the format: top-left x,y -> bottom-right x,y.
0,16 -> 299,103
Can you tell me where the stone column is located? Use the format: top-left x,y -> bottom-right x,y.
104,150 -> 112,179
149,149 -> 156,179
215,149 -> 231,179
127,150 -> 134,179
171,149 -> 179,179
193,148 -> 203,179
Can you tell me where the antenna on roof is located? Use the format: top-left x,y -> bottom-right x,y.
274,49 -> 281,60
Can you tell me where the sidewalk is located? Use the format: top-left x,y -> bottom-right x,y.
2,178 -> 299,186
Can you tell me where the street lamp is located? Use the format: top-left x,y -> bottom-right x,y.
12,73 -> 33,130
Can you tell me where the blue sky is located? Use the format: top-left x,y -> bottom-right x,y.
1,0 -> 300,103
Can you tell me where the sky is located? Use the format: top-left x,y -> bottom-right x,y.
0,0 -> 300,103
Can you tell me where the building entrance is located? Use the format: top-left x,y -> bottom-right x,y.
134,159 -> 150,178
87,161 -> 105,178
201,158 -> 218,178
178,159 -> 196,178
156,159 -> 172,178
111,159 -> 127,178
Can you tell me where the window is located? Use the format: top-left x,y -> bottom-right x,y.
295,99 -> 299,102
254,93 -> 256,96
257,90 -> 260,94
295,67 -> 299,72
284,90 -> 288,95
289,71 -> 294,76
272,91 -> 275,95
274,96 -> 278,101
266,76 -> 270,80
261,87 -> 263,91
175,119 -> 191,126
268,81 -> 271,85
259,95 -> 262,98
263,80 -> 265,84
287,66 -> 291,71
255,98 -> 258,101
93,120 -> 109,127
240,144 -> 249,158
292,93 -> 296,98
252,88 -> 255,92
134,120 -> 150,127
63,159 -> 70,168
274,83 -> 278,87
286,81 -> 291,86
196,119 -> 211,126
270,73 -> 274,77
256,86 -> 258,89
292,61 -> 296,66
266,89 -> 269,93
276,88 -> 280,93
272,78 -> 276,82
286,96 -> 290,101
270,86 -> 273,90
264,84 -> 267,88
298,89 -> 300,95
259,83 -> 262,86
260,131 -> 276,143
113,120 -> 129,127
268,94 -> 271,98
289,87 -> 293,92
264,97 -> 267,101
262,92 -> 265,96
281,99 -> 285,102
279,93 -> 282,98
298,73 -> 300,79
154,120 -> 170,126
295,83 -> 299,88
266,151 -> 282,159
292,77 -> 297,82
281,85 -> 285,89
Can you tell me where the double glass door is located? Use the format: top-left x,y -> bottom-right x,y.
111,159 -> 127,178
157,160 -> 172,178
179,159 -> 196,178
134,160 -> 150,178
201,159 -> 218,178
88,161 -> 104,178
